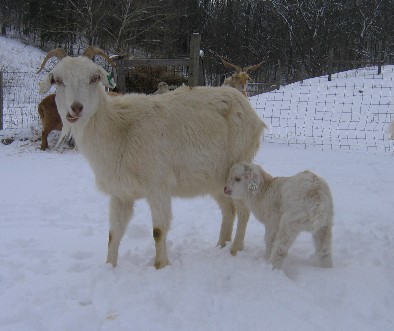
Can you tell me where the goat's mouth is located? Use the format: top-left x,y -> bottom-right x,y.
66,112 -> 80,123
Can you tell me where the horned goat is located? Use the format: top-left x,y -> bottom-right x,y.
220,57 -> 263,96
224,162 -> 333,269
37,46 -> 266,269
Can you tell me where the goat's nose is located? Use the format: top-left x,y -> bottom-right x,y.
71,101 -> 83,116
224,186 -> 231,195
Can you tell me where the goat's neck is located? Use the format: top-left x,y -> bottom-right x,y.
248,170 -> 277,217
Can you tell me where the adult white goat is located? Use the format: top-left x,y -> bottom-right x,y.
220,57 -> 263,96
37,46 -> 266,269
224,163 -> 333,269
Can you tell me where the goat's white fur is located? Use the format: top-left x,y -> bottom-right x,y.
224,162 -> 333,269
38,53 -> 265,269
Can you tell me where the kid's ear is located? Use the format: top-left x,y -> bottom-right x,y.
248,169 -> 261,192
38,73 -> 53,94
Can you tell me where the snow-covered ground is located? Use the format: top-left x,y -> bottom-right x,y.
0,36 -> 394,331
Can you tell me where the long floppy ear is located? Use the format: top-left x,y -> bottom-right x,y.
98,67 -> 116,89
38,73 -> 54,94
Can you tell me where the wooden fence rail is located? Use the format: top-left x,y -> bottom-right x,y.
115,33 -> 203,94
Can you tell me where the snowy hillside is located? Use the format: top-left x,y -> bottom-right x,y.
0,37 -> 393,331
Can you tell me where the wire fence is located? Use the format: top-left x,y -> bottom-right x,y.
250,66 -> 394,155
1,66 -> 393,155
1,71 -> 43,129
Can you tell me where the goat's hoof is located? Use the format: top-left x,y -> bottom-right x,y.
154,260 -> 169,269
216,240 -> 229,249
106,258 -> 117,267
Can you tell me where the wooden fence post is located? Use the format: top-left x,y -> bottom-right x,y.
188,33 -> 201,87
328,48 -> 333,81
275,60 -> 281,90
116,59 -> 126,94
0,71 -> 3,130
377,40 -> 382,75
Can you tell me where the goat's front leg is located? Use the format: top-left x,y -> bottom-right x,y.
230,199 -> 250,256
148,193 -> 172,269
214,194 -> 236,248
106,196 -> 134,267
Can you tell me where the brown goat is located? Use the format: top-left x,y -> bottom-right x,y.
37,94 -> 62,150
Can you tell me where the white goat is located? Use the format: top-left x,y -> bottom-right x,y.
224,162 -> 333,269
37,47 -> 266,269
387,120 -> 394,140
153,82 -> 170,94
220,57 -> 263,96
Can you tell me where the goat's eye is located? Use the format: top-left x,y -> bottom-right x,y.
55,78 -> 64,86
235,177 -> 241,182
90,75 -> 100,84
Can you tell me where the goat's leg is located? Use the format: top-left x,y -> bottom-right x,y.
313,225 -> 333,268
40,129 -> 49,150
264,225 -> 277,260
147,193 -> 172,269
214,194 -> 236,248
269,219 -> 298,269
106,196 -> 134,266
230,199 -> 250,256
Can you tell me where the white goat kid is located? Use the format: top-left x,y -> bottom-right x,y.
224,163 -> 333,269
37,47 -> 266,269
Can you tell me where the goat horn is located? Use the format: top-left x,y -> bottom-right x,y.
219,56 -> 242,73
82,46 -> 117,68
36,48 -> 66,74
243,61 -> 264,73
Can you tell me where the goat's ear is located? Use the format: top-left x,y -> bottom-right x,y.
248,168 -> 261,192
98,67 -> 116,89
38,73 -> 53,94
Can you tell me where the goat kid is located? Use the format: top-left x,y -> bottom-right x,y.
224,162 -> 334,269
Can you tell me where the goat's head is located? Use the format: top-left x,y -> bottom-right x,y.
220,57 -> 263,95
224,162 -> 261,198
37,46 -> 116,126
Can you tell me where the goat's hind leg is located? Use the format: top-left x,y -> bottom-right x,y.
148,193 -> 172,269
106,196 -> 134,267
313,225 -> 333,268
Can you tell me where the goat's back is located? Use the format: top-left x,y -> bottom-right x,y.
82,86 -> 265,198
280,171 -> 333,230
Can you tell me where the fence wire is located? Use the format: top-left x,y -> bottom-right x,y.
251,66 -> 394,155
1,66 -> 394,155
1,71 -> 43,129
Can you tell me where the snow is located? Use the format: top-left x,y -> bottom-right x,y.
1,36 -> 394,331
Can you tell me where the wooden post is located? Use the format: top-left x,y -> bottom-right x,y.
0,71 -> 3,130
328,48 -> 333,81
188,33 -> 201,87
116,59 -> 126,94
275,60 -> 281,90
377,40 -> 382,75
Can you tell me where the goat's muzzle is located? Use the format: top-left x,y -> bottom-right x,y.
66,102 -> 83,123
224,186 -> 232,196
